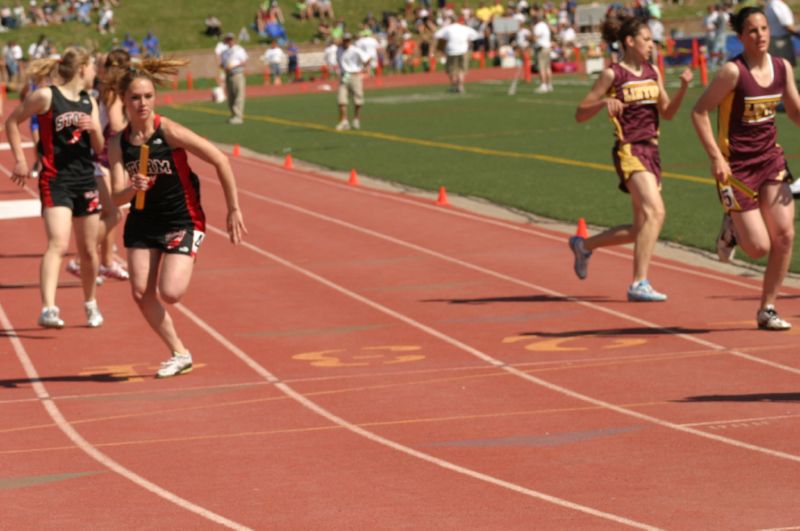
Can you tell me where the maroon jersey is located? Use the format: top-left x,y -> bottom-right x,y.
120,115 -> 205,233
607,62 -> 660,143
717,54 -> 785,163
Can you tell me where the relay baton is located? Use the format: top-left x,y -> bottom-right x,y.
134,144 -> 149,210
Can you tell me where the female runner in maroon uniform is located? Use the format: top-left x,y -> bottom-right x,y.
6,47 -> 114,328
692,6 -> 800,330
109,59 -> 246,378
571,14 -> 692,301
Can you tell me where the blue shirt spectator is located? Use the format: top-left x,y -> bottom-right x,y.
142,31 -> 160,58
122,33 -> 141,56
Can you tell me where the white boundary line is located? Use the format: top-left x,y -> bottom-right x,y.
173,267 -> 660,529
232,184 -> 800,377
0,305 -> 253,530
201,224 -> 800,465
229,156 -> 771,292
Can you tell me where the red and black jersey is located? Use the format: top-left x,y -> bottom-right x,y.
717,54 -> 786,163
120,114 -> 206,232
607,62 -> 660,144
37,86 -> 96,186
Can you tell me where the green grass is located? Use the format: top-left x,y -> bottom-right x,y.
157,74 -> 800,272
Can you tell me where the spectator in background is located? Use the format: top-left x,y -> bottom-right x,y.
286,41 -> 299,80
323,38 -> 339,78
142,31 -> 160,58
28,34 -> 49,60
318,0 -> 334,20
533,14 -> 554,92
267,0 -> 285,24
122,33 -> 141,56
766,0 -> 797,66
261,40 -> 286,85
4,39 -> 22,90
205,14 -> 222,37
220,32 -> 248,124
98,2 -> 114,34
434,16 -> 481,93
356,28 -> 381,75
335,32 -> 371,131
77,0 -> 92,25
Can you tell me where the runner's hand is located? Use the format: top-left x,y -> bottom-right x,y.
10,160 -> 29,186
227,208 -> 247,244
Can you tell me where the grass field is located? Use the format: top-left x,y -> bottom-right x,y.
158,74 -> 800,273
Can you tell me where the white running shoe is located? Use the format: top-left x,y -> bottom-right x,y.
100,261 -> 129,280
335,120 -> 350,131
84,300 -> 104,328
352,118 -> 360,130
157,352 -> 193,378
756,305 -> 791,331
38,306 -> 64,329
716,213 -> 736,263
626,280 -> 667,302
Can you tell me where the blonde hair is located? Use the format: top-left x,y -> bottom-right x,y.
26,46 -> 92,84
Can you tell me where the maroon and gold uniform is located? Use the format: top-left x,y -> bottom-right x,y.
607,62 -> 662,192
121,115 -> 206,256
717,54 -> 791,212
37,86 -> 101,216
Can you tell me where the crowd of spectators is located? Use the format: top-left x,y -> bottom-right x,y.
0,0 -> 119,33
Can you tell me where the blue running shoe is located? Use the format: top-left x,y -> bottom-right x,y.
568,236 -> 592,280
627,280 -> 667,302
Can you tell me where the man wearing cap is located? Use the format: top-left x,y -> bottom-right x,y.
336,32 -> 371,131
220,32 -> 249,124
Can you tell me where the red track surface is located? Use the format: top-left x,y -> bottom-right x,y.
2,77 -> 800,529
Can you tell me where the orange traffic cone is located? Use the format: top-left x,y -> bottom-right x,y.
348,169 -> 359,186
576,218 -> 588,239
699,51 -> 709,87
232,144 -> 241,156
435,186 -> 450,206
284,153 -> 293,169
186,72 -> 193,91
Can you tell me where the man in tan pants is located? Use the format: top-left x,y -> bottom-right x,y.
220,33 -> 248,124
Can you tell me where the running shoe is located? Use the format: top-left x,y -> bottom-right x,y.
38,306 -> 64,329
716,213 -> 737,263
756,305 -> 791,331
568,236 -> 592,280
84,300 -> 104,328
66,259 -> 105,285
335,120 -> 350,131
100,261 -> 129,280
352,118 -> 360,130
627,280 -> 667,302
156,352 -> 193,378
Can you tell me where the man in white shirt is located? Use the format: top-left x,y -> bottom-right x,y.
355,28 -> 381,75
336,33 -> 371,131
434,16 -> 480,93
766,0 -> 797,66
220,32 -> 248,124
532,15 -> 553,92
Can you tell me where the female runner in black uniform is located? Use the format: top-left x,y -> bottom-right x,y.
109,58 -> 247,378
6,46 -> 115,328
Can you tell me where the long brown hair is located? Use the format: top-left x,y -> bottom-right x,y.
26,46 -> 92,84
99,48 -> 131,107
601,13 -> 648,51
110,57 -> 187,98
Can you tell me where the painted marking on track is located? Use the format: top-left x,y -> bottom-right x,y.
705,421 -> 772,431
0,305 -> 252,530
293,345 -> 425,368
175,103 -> 713,187
77,363 -> 207,384
425,426 -> 643,448
0,471 -> 103,490
503,335 -> 647,352
0,199 -> 40,220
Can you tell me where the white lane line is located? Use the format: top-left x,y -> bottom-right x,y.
174,276 -> 660,530
230,183 -> 800,377
0,305 -> 253,531
202,223 -> 800,464
228,155 -> 771,292
0,198 -> 40,219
